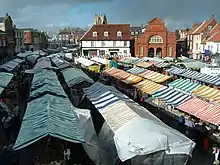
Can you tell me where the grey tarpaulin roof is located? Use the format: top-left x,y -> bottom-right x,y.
0,58 -> 24,72
61,67 -> 94,87
33,57 -> 55,70
13,94 -> 85,150
30,69 -> 66,97
26,54 -> 41,63
83,82 -> 195,162
51,56 -> 70,69
0,72 -> 13,95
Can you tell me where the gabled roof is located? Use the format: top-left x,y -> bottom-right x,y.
201,23 -> 220,43
80,24 -> 130,41
207,29 -> 220,42
193,17 -> 215,34
187,23 -> 201,35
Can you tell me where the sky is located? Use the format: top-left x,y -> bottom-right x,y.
0,0 -> 219,33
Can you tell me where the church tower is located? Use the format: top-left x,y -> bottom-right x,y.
94,13 -> 108,25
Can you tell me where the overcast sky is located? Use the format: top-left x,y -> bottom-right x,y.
0,0 -> 219,32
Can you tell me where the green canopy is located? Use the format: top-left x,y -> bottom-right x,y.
30,69 -> 66,97
61,68 -> 94,87
30,83 -> 67,98
0,72 -> 13,87
13,94 -> 85,150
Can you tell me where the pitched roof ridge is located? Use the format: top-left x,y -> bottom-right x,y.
207,28 -> 220,41
80,25 -> 93,41
192,20 -> 206,34
209,23 -> 219,34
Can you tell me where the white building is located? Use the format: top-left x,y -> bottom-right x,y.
187,16 -> 217,59
203,24 -> 220,55
80,24 -> 131,57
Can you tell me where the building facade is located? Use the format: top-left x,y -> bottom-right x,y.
0,30 -> 7,61
23,29 -> 47,51
0,13 -> 15,57
80,24 -> 131,57
186,16 -> 217,59
135,18 -> 176,58
14,27 -> 25,53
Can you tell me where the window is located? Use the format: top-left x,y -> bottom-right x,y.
217,44 -> 219,52
135,32 -> 139,35
104,31 -> 108,37
139,46 -> 143,56
131,32 -> 134,35
113,41 -> 116,47
101,41 -> 105,47
117,31 -> 122,37
91,41 -> 95,47
93,31 -> 97,37
168,47 -> 172,56
124,50 -> 127,54
149,35 -> 163,43
208,26 -> 212,30
211,45 -> 213,52
3,41 -> 6,47
124,41 -> 127,46
208,45 -> 210,50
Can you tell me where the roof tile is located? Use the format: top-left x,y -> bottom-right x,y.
81,24 -> 131,41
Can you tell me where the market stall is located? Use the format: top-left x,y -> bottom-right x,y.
168,78 -> 202,94
83,82 -> 195,165
138,70 -> 172,83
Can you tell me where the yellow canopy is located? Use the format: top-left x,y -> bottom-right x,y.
136,62 -> 154,68
138,70 -> 171,83
134,79 -> 164,94
121,75 -> 143,85
192,86 -> 220,103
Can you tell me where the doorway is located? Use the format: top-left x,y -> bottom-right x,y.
148,48 -> 154,57
156,48 -> 162,58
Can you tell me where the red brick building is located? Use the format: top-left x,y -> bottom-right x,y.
135,18 -> 176,58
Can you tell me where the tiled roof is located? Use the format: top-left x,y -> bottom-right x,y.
207,29 -> 220,42
81,24 -> 130,41
193,17 -> 215,34
130,26 -> 142,32
187,23 -> 201,35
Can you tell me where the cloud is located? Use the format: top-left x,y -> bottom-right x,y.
0,0 -> 112,28
111,0 -> 220,30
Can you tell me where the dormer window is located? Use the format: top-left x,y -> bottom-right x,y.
117,31 -> 122,37
208,26 -> 212,30
104,31 -> 108,37
93,31 -> 97,37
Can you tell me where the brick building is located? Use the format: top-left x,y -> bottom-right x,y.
135,18 -> 176,58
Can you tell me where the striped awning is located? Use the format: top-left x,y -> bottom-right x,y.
134,79 -> 164,94
192,86 -> 220,104
83,83 -> 140,132
136,62 -> 154,68
175,68 -> 220,86
153,87 -> 191,106
177,98 -> 220,125
166,67 -> 186,75
104,68 -> 121,75
113,70 -> 131,80
138,70 -> 172,83
156,62 -> 171,68
168,79 -> 202,94
121,75 -> 143,84
126,67 -> 146,74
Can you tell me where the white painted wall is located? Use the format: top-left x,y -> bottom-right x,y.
81,41 -> 130,47
192,34 -> 202,58
205,41 -> 220,54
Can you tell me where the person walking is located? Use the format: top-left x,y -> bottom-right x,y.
211,144 -> 220,165
109,57 -> 119,69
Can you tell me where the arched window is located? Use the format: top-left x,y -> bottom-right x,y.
149,35 -> 163,43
